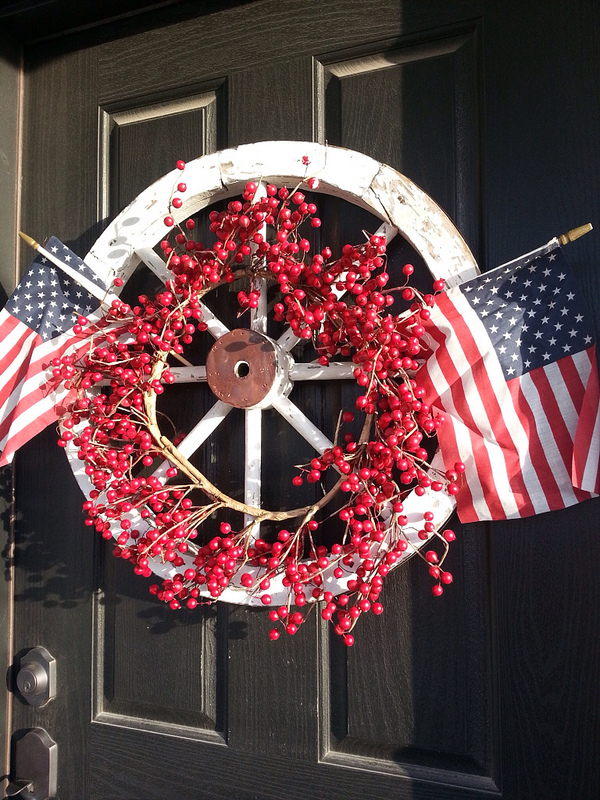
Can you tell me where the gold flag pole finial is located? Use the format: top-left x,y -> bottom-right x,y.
559,223 -> 593,246
18,231 -> 41,251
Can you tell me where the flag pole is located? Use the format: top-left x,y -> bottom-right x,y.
494,223 -> 593,272
18,231 -> 119,307
19,232 -> 196,368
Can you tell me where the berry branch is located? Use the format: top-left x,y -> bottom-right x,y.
52,165 -> 462,644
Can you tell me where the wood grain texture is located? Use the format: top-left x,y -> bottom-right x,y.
228,58 -> 314,145
97,82 -> 227,737
491,504 -> 600,799
11,1 -> 600,799
317,25 -> 480,262
483,3 -> 600,796
96,0 -> 482,104
12,43 -> 100,799
89,723 -> 502,800
314,38 -> 492,783
13,431 -> 95,799
20,43 -> 100,256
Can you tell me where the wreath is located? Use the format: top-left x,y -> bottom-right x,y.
53,143 -> 475,644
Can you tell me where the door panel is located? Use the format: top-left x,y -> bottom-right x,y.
317,28 -> 479,240
12,2 -> 600,799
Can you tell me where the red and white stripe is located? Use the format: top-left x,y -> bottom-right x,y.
416,288 -> 599,523
572,351 -> 600,494
0,309 -> 94,466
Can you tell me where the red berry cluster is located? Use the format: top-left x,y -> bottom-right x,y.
53,163 -> 461,645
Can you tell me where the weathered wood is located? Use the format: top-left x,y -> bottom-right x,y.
64,142 -> 469,604
84,141 -> 478,289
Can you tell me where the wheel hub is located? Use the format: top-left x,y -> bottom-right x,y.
206,328 -> 291,409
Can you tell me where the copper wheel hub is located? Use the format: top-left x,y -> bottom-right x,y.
206,328 -> 290,409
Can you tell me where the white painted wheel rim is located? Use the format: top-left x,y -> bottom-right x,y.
63,142 -> 478,605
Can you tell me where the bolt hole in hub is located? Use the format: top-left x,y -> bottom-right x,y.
234,360 -> 250,378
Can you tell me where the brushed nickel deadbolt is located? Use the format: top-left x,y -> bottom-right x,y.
15,647 -> 56,707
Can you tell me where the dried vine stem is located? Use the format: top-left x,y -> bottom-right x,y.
143,349 -> 374,520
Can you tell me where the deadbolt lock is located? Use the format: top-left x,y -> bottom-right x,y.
16,647 -> 56,707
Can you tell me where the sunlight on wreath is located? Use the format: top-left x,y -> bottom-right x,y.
53,160 -> 462,645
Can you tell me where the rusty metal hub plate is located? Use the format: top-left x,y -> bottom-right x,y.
206,329 -> 279,408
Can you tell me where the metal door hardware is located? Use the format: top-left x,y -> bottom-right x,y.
15,647 -> 56,707
6,728 -> 57,799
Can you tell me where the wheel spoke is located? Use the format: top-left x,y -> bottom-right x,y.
169,365 -> 207,383
276,223 -> 398,354
250,183 -> 268,335
177,400 -> 233,458
149,399 -> 233,481
142,217 -> 399,498
289,362 -> 355,381
376,221 -> 399,244
244,407 -> 262,529
277,327 -> 302,352
197,300 -> 230,339
135,246 -> 172,283
250,276 -> 268,334
135,246 -> 230,339
271,395 -> 333,454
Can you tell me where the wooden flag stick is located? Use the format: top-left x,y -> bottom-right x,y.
20,231 -> 195,368
558,223 -> 593,245
19,231 -> 119,307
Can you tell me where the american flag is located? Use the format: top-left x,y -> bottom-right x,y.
416,248 -> 600,523
0,237 -> 107,466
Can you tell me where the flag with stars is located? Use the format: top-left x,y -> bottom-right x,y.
0,236 -> 107,466
417,247 -> 600,522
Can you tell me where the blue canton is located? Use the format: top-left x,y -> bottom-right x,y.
9,236 -> 106,341
460,249 -> 595,380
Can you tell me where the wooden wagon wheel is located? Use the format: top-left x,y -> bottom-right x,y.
63,141 -> 478,606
